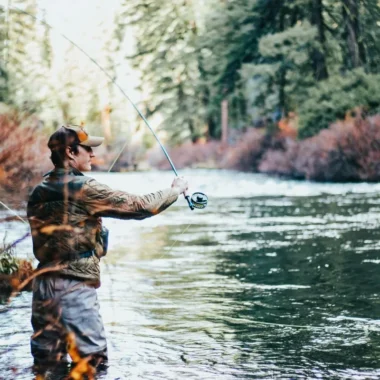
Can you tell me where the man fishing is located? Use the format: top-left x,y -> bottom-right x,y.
27,125 -> 188,371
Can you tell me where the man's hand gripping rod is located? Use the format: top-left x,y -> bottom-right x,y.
154,144 -> 195,210
131,114 -> 195,210
123,112 -> 208,211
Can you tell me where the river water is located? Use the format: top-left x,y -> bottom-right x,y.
1,169 -> 380,379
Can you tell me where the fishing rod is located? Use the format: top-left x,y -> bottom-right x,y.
0,5 -> 208,211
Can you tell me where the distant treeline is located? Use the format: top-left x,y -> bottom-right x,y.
1,1 -> 380,144
122,0 -> 380,141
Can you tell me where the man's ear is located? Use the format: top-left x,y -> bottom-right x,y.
65,146 -> 75,160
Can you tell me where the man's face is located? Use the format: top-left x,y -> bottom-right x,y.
71,145 -> 95,171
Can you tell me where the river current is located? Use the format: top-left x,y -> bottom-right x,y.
1,169 -> 380,379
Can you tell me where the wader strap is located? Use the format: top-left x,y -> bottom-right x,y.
65,250 -> 96,261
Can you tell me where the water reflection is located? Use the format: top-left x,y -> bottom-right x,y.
1,170 -> 380,378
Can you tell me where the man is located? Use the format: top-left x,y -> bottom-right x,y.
27,125 -> 188,371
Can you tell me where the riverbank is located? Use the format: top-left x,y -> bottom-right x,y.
152,115 -> 380,182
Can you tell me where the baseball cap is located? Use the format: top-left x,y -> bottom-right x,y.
48,125 -> 104,150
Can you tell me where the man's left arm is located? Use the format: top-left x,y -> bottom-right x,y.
82,178 -> 181,220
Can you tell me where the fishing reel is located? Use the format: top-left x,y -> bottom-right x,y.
185,192 -> 208,210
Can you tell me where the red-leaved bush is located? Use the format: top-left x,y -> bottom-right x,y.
0,114 -> 50,203
150,114 -> 380,182
260,115 -> 380,181
150,140 -> 226,170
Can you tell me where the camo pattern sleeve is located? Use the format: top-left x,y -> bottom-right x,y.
82,178 -> 180,219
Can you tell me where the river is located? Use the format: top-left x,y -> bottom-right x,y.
1,169 -> 380,379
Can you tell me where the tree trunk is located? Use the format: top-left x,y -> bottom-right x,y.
310,0 -> 328,80
342,0 -> 366,69
177,83 -> 196,142
188,119 -> 197,143
278,67 -> 287,115
278,4 -> 287,114
198,58 -> 219,139
221,99 -> 228,146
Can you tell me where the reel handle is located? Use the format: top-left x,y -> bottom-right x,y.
184,194 -> 194,210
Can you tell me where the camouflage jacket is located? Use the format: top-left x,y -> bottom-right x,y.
27,167 -> 180,284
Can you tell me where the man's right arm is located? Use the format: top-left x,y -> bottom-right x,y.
82,178 -> 187,220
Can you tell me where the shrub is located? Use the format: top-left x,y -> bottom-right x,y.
258,138 -> 300,177
222,128 -> 272,170
150,139 -> 225,170
0,112 -> 50,204
259,115 -> 380,181
296,116 -> 380,181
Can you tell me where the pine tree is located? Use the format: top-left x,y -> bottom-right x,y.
341,0 -> 366,69
0,5 -> 9,102
6,0 -> 38,108
120,0 -> 207,143
40,10 -> 52,70
200,0 -> 259,135
2,0 -> 54,114
310,0 -> 329,80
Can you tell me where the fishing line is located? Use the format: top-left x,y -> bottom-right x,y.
0,200 -> 27,225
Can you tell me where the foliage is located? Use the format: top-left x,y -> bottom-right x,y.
241,22 -> 318,120
2,0 -> 49,112
0,6 -> 8,102
150,140 -> 225,170
220,127 -> 295,171
116,0 -> 380,144
259,115 -> 380,181
298,70 -> 380,138
120,0 -> 208,143
221,129 -> 268,171
199,0 -> 259,136
0,112 -> 50,198
0,1 -> 130,139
